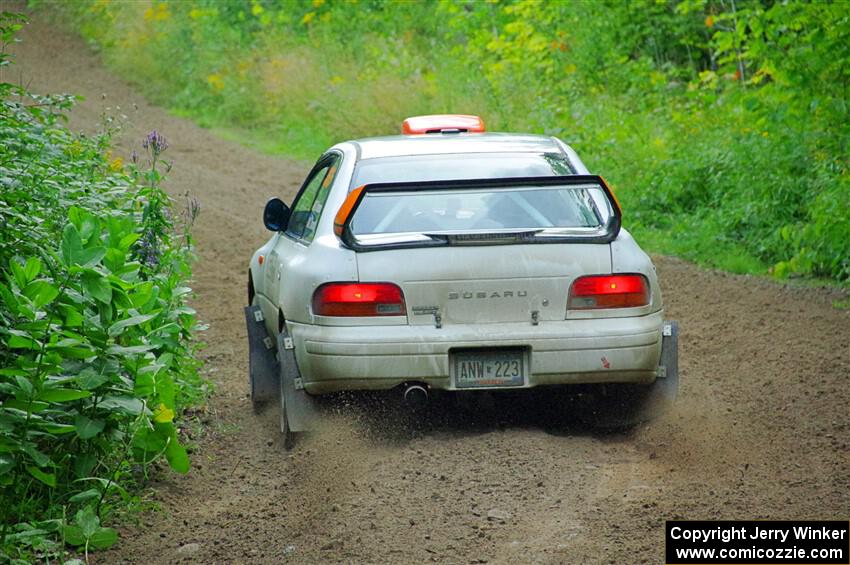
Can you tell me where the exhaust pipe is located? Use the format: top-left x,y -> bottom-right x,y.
403,384 -> 429,409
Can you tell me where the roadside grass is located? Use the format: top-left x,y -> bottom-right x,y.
212,124 -> 323,164
636,225 -> 766,276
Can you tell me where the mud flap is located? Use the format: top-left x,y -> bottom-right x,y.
244,305 -> 278,406
277,330 -> 321,433
656,320 -> 680,402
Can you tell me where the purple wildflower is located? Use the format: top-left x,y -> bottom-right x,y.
136,229 -> 161,269
142,130 -> 168,158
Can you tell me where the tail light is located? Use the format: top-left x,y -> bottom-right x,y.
568,274 -> 650,309
312,282 -> 406,317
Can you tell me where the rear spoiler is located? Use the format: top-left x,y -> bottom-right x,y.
333,175 -> 622,252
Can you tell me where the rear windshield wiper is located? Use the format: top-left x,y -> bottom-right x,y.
424,229 -> 543,245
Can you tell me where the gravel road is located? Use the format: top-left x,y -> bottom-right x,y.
8,11 -> 849,565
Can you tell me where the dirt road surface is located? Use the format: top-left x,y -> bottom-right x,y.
7,11 -> 849,565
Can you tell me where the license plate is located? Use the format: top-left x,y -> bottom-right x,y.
452,349 -> 527,389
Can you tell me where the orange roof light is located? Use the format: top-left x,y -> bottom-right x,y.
402,114 -> 485,135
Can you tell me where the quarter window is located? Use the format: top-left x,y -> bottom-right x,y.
286,155 -> 340,242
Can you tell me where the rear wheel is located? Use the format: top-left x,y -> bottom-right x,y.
585,320 -> 679,430
247,297 -> 274,414
250,339 -> 267,415
279,365 -> 295,449
581,369 -> 678,431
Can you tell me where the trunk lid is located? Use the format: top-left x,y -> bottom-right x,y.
355,244 -> 611,325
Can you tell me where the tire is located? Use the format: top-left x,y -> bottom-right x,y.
247,299 -> 276,413
584,320 -> 679,430
279,371 -> 295,450
584,368 -> 678,430
251,358 -> 267,414
249,297 -> 263,414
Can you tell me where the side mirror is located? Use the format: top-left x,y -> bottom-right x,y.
263,198 -> 291,232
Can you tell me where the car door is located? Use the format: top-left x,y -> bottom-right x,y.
266,153 -> 341,332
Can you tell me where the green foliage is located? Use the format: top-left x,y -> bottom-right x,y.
53,0 -> 850,283
0,11 -> 204,562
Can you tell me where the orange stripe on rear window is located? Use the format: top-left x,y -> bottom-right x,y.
334,185 -> 365,237
599,176 -> 622,218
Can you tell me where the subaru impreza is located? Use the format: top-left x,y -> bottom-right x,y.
245,115 -> 678,445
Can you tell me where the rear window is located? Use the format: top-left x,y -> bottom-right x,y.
351,152 -> 573,186
349,184 -> 610,237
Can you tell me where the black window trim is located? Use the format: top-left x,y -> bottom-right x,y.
284,150 -> 343,244
338,175 -> 621,252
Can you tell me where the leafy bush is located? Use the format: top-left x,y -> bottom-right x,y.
0,12 -> 203,562
52,0 -> 850,283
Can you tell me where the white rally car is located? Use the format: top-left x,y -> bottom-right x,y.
245,115 -> 678,445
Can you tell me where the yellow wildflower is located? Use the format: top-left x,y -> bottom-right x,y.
145,3 -> 171,22
153,403 -> 174,423
207,73 -> 225,92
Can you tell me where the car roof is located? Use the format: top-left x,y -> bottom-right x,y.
350,132 -> 563,160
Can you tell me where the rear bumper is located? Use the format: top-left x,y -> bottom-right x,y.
289,311 -> 664,394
